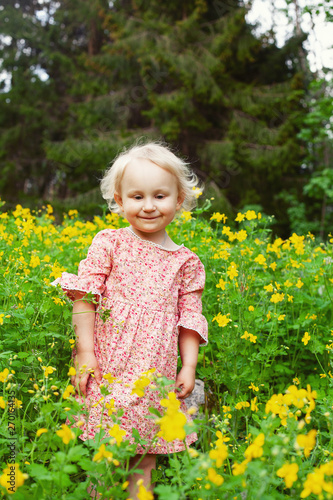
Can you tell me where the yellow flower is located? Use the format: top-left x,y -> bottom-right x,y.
244,433 -> 265,460
0,397 -> 7,409
0,464 -> 28,494
241,331 -> 257,343
157,392 -> 187,442
137,483 -> 154,500
296,429 -> 317,458
277,462 -> 299,488
206,468 -> 224,486
181,211 -> 192,222
103,373 -> 117,385
216,277 -> 226,290
264,283 -> 274,292
270,292 -> 285,304
235,401 -> 250,410
300,465 -> 331,498
248,306 -> 254,311
67,367 -> 76,376
29,255 -> 41,268
93,444 -> 114,463
287,294 -> 294,302
254,254 -> 266,266
0,368 -> 9,383
236,229 -> 247,242
52,297 -> 65,305
296,279 -> 304,289
278,314 -> 285,321
251,397 -> 258,412
56,424 -> 75,444
63,384 -> 75,399
108,424 -> 127,446
269,262 -> 277,271
131,376 -> 150,397
232,459 -> 249,476
245,210 -> 257,220
210,212 -> 227,223
105,399 -> 116,416
209,440 -> 228,468
249,382 -> 259,392
42,366 -> 56,378
213,312 -> 231,327
302,332 -> 311,346
227,262 -> 238,280
235,212 -> 245,222
36,428 -> 48,437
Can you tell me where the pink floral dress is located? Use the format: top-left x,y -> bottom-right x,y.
54,227 -> 208,454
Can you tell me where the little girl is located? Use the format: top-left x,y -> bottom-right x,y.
54,142 -> 208,498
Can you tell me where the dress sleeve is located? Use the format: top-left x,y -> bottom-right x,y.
51,230 -> 113,301
177,255 -> 208,346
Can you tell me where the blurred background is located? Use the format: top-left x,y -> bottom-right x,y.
0,0 -> 332,237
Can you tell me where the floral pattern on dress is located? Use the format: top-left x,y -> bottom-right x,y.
53,227 -> 208,454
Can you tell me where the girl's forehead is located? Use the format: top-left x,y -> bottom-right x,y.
122,158 -> 178,184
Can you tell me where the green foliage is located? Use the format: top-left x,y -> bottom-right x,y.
0,201 -> 333,498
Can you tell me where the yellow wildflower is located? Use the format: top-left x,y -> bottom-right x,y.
254,254 -> 266,266
181,211 -> 192,222
93,444 -> 113,463
213,312 -> 231,327
227,262 -> 238,280
302,332 -> 311,346
216,277 -> 226,290
0,368 -> 9,383
132,376 -> 150,397
63,384 -> 75,399
270,292 -> 285,304
277,462 -> 299,488
206,468 -> 224,486
56,424 -> 75,444
245,210 -> 257,220
108,424 -> 127,446
137,482 -> 154,500
210,212 -> 227,223
235,213 -> 245,222
0,464 -> 28,494
36,428 -> 48,437
244,433 -> 265,460
296,429 -> 317,458
42,366 -> 56,378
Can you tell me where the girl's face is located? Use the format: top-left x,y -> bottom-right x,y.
114,158 -> 184,240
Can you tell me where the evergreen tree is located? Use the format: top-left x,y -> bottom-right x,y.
0,0 -> 308,232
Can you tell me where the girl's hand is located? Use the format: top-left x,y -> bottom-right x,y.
175,365 -> 196,399
72,352 -> 102,396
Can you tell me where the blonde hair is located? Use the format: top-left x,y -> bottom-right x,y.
100,141 -> 201,213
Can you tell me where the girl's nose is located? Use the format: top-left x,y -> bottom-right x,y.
143,199 -> 156,212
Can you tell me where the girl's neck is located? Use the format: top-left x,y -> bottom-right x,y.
129,226 -> 168,246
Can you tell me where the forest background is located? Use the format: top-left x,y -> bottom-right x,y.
0,0 -> 332,238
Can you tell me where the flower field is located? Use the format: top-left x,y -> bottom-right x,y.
0,199 -> 333,499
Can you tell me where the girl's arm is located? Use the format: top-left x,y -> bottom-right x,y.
175,327 -> 200,399
72,291 -> 102,395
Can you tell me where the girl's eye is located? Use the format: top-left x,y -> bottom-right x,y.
156,195 -> 165,199
133,195 -> 142,200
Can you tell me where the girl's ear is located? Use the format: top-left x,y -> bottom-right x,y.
176,191 -> 185,210
114,192 -> 124,211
